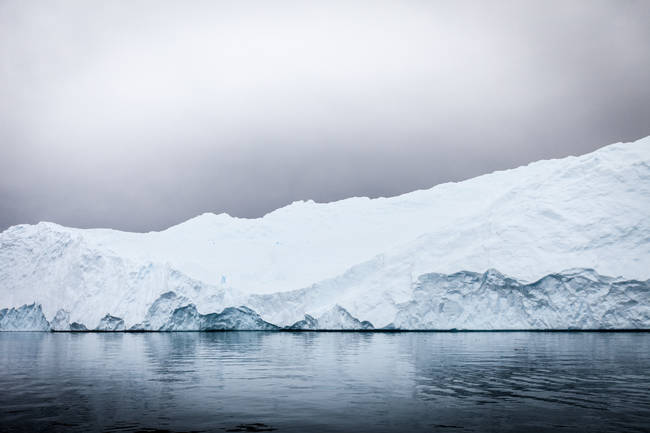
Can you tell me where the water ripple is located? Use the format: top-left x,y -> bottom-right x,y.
0,332 -> 648,432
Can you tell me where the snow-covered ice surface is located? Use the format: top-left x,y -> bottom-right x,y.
0,137 -> 649,330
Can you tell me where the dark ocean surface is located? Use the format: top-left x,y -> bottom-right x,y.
0,332 -> 648,432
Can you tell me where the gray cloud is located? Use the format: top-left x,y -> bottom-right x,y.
1,0 -> 649,231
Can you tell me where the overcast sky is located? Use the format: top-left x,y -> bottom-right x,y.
1,0 -> 649,232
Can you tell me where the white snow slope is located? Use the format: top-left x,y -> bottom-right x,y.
1,136 -> 649,330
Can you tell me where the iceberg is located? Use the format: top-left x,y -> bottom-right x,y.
0,136 -> 649,330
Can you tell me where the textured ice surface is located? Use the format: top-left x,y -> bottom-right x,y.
390,269 -> 650,330
1,137 -> 649,330
69,322 -> 88,331
129,295 -> 279,331
130,291 -> 191,331
287,314 -> 319,330
0,270 -> 648,330
288,305 -> 374,330
50,309 -> 71,331
159,304 -> 278,331
312,305 -> 371,330
0,303 -> 50,331
96,314 -> 125,331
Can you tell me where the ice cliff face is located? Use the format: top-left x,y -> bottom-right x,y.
0,303 -> 50,331
51,310 -> 89,331
287,314 -> 319,330
126,292 -> 278,331
0,225 -> 241,329
287,305 -> 374,330
0,270 -> 647,330
390,269 -> 650,330
96,314 -> 125,331
0,137 -> 649,330
156,304 -> 278,331
131,291 -> 191,331
50,309 -> 71,331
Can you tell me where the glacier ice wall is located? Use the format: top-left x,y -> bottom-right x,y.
0,136 -> 649,330
1,269 -> 647,331
390,269 -> 650,330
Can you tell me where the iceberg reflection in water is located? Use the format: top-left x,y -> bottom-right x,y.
0,332 -> 648,432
